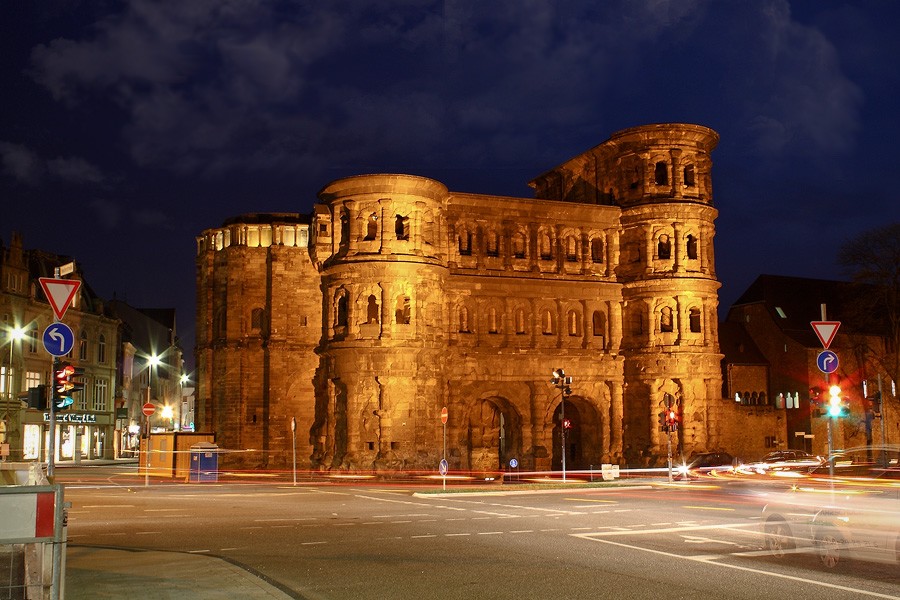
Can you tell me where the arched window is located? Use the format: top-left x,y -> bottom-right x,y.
539,231 -> 552,260
567,310 -> 579,336
395,295 -> 411,324
654,161 -> 668,185
459,307 -> 470,333
365,214 -> 378,240
97,334 -> 106,364
686,234 -> 698,260
592,311 -> 606,338
630,309 -> 643,336
486,232 -> 500,257
565,236 -> 577,262
590,238 -> 604,262
542,310 -> 554,335
513,232 -> 526,259
657,235 -> 671,260
336,294 -> 348,327
683,164 -> 696,187
488,307 -> 498,333
79,331 -> 88,361
340,213 -> 351,247
515,309 -> 526,334
660,307 -> 674,333
459,230 -> 472,256
395,215 -> 409,240
423,216 -> 434,245
689,307 -> 702,333
367,295 -> 379,324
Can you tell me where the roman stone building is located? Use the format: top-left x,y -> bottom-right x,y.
195,123 -> 725,472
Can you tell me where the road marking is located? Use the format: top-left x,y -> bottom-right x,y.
573,534 -> 899,599
301,541 -> 327,546
509,530 -> 533,534
188,549 -> 210,554
135,531 -> 161,535
581,522 -> 757,537
411,535 -> 437,539
144,508 -> 183,512
82,505 -> 135,508
445,533 -> 470,537
477,532 -> 503,535
682,505 -> 735,512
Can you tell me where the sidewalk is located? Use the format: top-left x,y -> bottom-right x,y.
66,546 -> 295,599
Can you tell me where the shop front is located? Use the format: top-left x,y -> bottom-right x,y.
21,410 -> 115,463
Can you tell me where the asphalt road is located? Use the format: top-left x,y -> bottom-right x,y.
58,470 -> 900,599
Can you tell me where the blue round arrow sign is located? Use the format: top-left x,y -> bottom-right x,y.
439,458 -> 449,476
43,323 -> 75,357
817,350 -> 839,374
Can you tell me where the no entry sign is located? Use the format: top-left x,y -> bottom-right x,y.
142,402 -> 156,417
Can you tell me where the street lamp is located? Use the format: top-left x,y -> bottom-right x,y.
550,368 -> 573,482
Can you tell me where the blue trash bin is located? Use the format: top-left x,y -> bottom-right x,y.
189,442 -> 218,482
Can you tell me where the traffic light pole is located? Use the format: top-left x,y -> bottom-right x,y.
47,357 -> 58,478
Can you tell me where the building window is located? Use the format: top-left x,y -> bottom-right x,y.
395,215 -> 409,240
25,371 -> 41,391
423,217 -> 434,245
319,223 -> 328,235
684,164 -> 696,187
251,308 -> 264,330
565,236 -> 577,262
459,307 -> 470,333
513,233 -> 526,259
631,310 -> 644,336
590,238 -> 604,263
542,310 -> 554,335
365,214 -> 378,240
592,311 -> 606,338
340,213 -> 350,246
515,309 -> 526,334
97,334 -> 106,364
459,231 -> 472,256
367,295 -> 379,324
488,308 -> 499,333
660,307 -> 674,333
539,232 -> 552,260
567,310 -> 580,336
79,331 -> 88,361
486,232 -> 500,257
657,235 -> 671,260
689,307 -> 702,333
395,295 -> 410,325
686,234 -> 698,260
654,161 -> 668,185
93,378 -> 108,411
27,326 -> 38,353
336,293 -> 348,327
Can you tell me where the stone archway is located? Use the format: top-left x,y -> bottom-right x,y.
467,396 -> 522,472
551,396 -> 603,471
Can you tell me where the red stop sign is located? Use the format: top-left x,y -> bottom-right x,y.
142,402 -> 156,417
440,406 -> 448,424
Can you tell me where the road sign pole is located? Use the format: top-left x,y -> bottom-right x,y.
47,357 -> 58,478
291,417 -> 297,486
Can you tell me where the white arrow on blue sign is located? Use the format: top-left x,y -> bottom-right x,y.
43,323 -> 75,357
817,350 -> 839,374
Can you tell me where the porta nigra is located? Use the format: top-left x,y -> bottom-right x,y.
195,123 -> 725,473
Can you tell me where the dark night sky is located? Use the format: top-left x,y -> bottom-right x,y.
2,1 -> 899,375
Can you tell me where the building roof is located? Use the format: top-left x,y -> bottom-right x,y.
718,321 -> 768,365
728,274 -> 887,347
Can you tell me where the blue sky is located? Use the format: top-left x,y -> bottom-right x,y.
3,1 -> 899,372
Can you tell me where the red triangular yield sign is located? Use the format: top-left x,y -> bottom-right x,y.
39,278 -> 81,321
810,321 -> 841,349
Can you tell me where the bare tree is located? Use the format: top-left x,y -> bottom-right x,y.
838,222 -> 900,398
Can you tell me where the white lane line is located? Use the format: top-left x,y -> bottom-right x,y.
301,541 -> 327,546
188,549 -> 210,554
573,534 -> 899,600
82,505 -> 135,508
477,532 -> 503,536
583,522 -> 757,537
445,533 -> 471,537
135,531 -> 161,535
411,535 -> 437,539
509,530 -> 534,534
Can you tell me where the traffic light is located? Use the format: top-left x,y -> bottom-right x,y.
54,362 -> 85,410
827,384 -> 848,418
562,418 -> 573,430
666,409 -> 679,431
867,391 -> 882,414
27,385 -> 48,410
658,411 -> 667,429
809,386 -> 824,417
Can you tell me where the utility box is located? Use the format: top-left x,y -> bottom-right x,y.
189,442 -> 218,483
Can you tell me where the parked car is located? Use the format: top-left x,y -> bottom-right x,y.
761,450 -> 823,464
761,445 -> 900,569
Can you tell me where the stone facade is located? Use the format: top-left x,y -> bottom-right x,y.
195,123 -> 725,472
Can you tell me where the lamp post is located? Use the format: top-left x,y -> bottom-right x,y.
551,368 -> 572,482
144,353 -> 160,488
